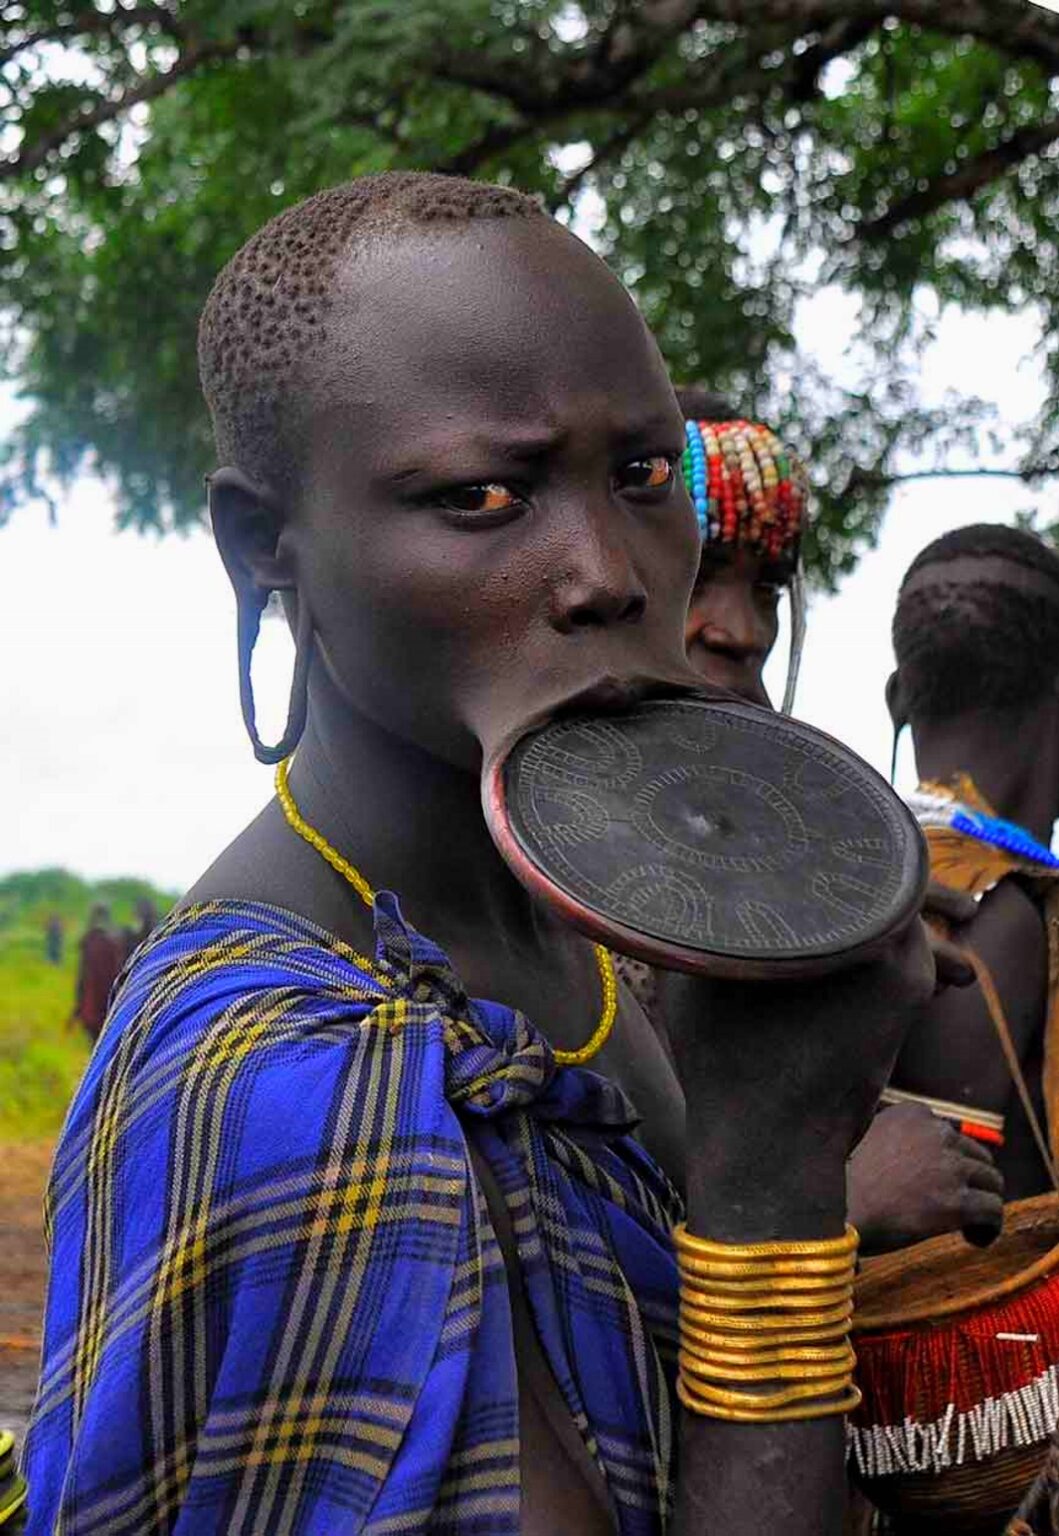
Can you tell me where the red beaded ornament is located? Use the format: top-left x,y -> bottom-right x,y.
682,418 -> 809,560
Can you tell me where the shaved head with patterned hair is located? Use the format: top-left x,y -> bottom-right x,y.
198,173 -> 543,498
893,523 -> 1059,722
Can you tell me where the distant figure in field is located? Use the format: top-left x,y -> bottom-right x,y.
44,914 -> 63,966
71,905 -> 121,1043
120,898 -> 158,962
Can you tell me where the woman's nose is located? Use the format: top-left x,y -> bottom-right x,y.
549,521 -> 648,634
687,597 -> 766,658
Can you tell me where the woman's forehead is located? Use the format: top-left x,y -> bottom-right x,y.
902,553 -> 1059,602
308,220 -> 675,429
697,546 -> 794,583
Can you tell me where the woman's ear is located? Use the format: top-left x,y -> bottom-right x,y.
208,467 -> 312,764
207,466 -> 293,599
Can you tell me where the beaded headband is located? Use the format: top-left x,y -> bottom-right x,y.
682,419 -> 809,560
682,417 -> 811,715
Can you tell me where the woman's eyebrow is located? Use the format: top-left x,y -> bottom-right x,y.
609,411 -> 686,450
382,411 -> 682,484
383,427 -> 570,482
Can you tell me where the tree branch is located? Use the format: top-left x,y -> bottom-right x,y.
847,463 -> 1057,491
690,0 -> 1059,79
437,117 -> 538,176
431,53 -> 547,116
435,1 -> 709,121
445,19 -> 835,182
0,5 -> 183,70
861,114 -> 1059,237
441,0 -> 1059,126
1,40 -> 242,181
572,0 -> 707,101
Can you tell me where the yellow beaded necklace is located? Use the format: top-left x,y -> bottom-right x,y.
274,759 -> 619,1067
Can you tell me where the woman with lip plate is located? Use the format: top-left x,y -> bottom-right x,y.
23,174 -> 934,1536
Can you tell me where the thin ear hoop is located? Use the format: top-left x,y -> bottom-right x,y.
237,587 -> 314,764
780,561 -> 807,717
889,719 -> 906,787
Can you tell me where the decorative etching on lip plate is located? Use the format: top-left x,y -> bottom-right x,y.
503,699 -> 918,960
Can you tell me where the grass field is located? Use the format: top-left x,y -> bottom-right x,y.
0,870 -> 176,1141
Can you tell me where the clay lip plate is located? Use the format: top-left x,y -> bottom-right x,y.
484,697 -> 928,981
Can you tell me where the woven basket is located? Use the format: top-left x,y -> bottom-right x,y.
851,1194 -> 1059,1531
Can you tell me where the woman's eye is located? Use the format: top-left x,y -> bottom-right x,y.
755,582 -> 782,603
438,483 -> 522,515
618,456 -> 675,491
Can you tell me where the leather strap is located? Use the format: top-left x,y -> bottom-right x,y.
962,945 -> 1059,1195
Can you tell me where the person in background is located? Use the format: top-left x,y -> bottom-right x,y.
677,385 -> 807,713
44,913 -> 64,966
70,903 -> 121,1043
1009,1437 -> 1059,1534
888,523 -> 1059,1199
844,523 -> 1059,1535
119,897 -> 158,961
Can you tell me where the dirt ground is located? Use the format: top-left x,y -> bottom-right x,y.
0,1142 -> 52,1441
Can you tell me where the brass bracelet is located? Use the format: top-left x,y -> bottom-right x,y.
674,1223 -> 858,1262
680,1315 -> 853,1351
677,1284 -> 853,1314
676,1251 -> 856,1281
676,1364 -> 854,1409
679,1346 -> 855,1385
675,1223 -> 859,1424
676,1266 -> 856,1294
679,1333 -> 854,1370
681,1297 -> 853,1333
677,1376 -> 862,1423
680,1329 -> 855,1361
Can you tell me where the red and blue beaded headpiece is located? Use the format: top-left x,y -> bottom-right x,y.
682,418 -> 809,560
683,417 -> 811,714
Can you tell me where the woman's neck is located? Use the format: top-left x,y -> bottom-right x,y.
289,668 -> 549,953
913,704 -> 1059,845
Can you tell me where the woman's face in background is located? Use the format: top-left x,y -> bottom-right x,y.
684,544 -> 791,707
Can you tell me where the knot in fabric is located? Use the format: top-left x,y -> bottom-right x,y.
372,891 -> 639,1133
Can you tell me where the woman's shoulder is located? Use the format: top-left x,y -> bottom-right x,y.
44,894 -> 459,1252
183,796 -> 379,957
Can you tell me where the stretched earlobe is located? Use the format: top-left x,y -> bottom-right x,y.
237,585 -> 314,765
207,465 -> 312,763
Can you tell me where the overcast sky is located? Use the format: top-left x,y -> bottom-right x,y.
0,280 -> 1052,892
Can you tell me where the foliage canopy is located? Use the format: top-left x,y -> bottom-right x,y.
4,0 -> 1059,582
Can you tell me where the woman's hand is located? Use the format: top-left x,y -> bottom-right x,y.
661,919 -> 936,1239
849,1101 -> 1004,1253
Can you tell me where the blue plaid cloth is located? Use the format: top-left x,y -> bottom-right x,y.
24,895 -> 681,1534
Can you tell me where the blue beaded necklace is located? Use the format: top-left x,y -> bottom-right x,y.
909,786 -> 1059,871
950,806 -> 1059,869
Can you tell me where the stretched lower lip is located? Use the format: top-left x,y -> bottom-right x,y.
554,678 -> 700,719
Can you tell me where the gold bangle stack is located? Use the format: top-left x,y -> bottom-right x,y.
674,1222 -> 861,1423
